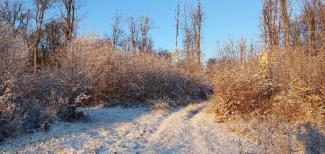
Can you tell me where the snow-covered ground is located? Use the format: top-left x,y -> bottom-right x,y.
0,103 -> 299,154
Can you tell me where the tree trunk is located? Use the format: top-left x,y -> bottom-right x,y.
280,0 -> 290,50
318,0 -> 325,49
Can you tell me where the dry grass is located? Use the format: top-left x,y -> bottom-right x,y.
207,44 -> 325,153
149,97 -> 173,112
208,46 -> 324,124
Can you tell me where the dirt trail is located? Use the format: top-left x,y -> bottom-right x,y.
0,103 -> 264,154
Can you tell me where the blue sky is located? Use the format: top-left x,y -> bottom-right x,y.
78,0 -> 263,59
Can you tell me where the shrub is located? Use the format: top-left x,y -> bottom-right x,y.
100,52 -> 206,102
58,37 -> 210,107
0,34 -> 210,141
0,71 -> 68,140
207,46 -> 325,127
0,24 -> 68,140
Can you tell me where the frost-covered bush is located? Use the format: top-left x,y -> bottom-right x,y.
0,33 -> 210,141
0,23 -> 29,141
55,38 -> 113,106
0,72 -> 66,140
99,52 -> 206,102
0,23 -> 67,141
207,46 -> 325,127
0,23 -> 28,90
57,37 -> 210,107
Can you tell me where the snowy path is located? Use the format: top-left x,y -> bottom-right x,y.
0,103 -> 263,154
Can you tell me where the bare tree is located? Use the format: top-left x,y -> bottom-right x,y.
191,0 -> 203,65
127,17 -> 138,52
139,16 -> 152,53
0,0 -> 31,36
62,0 -> 76,41
183,11 -> 194,62
175,2 -> 180,50
292,16 -> 302,47
280,0 -> 290,50
303,0 -> 318,53
44,20 -> 63,53
262,0 -> 280,48
111,13 -> 123,48
32,0 -> 54,73
317,0 -> 325,49
179,0 -> 203,69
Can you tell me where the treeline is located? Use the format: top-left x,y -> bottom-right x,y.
0,0 -> 158,69
106,0 -> 204,74
262,0 -> 325,53
109,15 -> 154,53
0,0 -> 206,73
0,0 -> 77,72
175,1 -> 203,73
